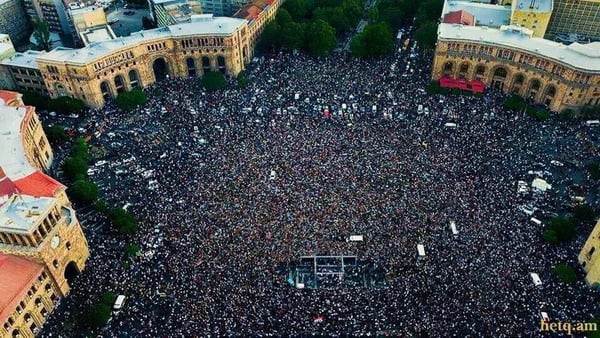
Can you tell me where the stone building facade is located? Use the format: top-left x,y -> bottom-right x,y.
0,0 -> 32,45
0,90 -> 90,338
432,24 -> 600,112
34,15 -> 252,108
579,220 -> 600,286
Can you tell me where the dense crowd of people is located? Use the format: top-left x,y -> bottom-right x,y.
40,33 -> 600,337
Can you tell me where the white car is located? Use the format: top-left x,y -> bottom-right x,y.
519,205 -> 536,216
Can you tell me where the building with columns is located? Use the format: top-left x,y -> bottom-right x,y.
432,23 -> 600,112
0,90 -> 90,338
34,14 -> 252,108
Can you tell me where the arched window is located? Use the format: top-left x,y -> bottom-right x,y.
202,56 -> 211,74
128,70 -> 139,88
114,75 -> 126,94
186,58 -> 196,77
100,81 -> 111,100
217,56 -> 226,73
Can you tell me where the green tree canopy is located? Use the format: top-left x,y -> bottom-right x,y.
84,303 -> 111,330
47,96 -> 85,114
283,0 -> 316,19
21,91 -> 48,110
115,88 -> 148,111
305,19 -> 336,57
281,22 -> 306,50
69,179 -> 99,204
257,21 -> 282,52
236,71 -> 249,88
552,263 -> 577,283
108,208 -> 138,235
350,22 -> 394,57
547,216 -> 577,243
32,18 -> 51,51
572,204 -> 596,224
275,8 -> 293,26
313,7 -> 351,35
43,125 -> 69,144
587,162 -> 600,180
125,244 -> 140,257
415,21 -> 439,49
62,157 -> 88,181
201,71 -> 228,91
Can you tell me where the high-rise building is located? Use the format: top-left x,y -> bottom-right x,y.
0,90 -> 90,337
24,0 -> 72,35
0,0 -> 32,45
149,0 -> 203,27
546,0 -> 600,42
510,0 -> 553,37
67,4 -> 109,46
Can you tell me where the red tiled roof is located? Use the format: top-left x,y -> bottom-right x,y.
0,90 -> 23,107
14,170 -> 64,198
443,10 -> 475,26
233,0 -> 272,20
0,168 -> 18,199
0,254 -> 44,323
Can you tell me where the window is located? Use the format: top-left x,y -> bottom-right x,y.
53,260 -> 59,268
588,247 -> 596,258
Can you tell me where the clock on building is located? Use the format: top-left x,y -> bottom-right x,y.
51,235 -> 60,249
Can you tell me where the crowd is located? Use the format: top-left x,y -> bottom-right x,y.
40,32 -> 600,337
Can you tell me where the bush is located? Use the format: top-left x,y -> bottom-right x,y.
108,208 -> 138,235
69,179 -> 99,204
237,71 -> 249,88
62,156 -> 88,180
559,109 -> 574,121
503,95 -> 526,111
47,96 -> 85,114
552,264 -> 577,283
201,71 -> 227,92
94,199 -> 108,213
115,88 -> 148,111
534,109 -> 550,121
43,125 -> 69,143
426,81 -> 442,95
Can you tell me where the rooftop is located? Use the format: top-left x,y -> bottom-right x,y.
0,194 -> 55,234
0,104 -> 36,180
0,254 -> 43,323
36,15 -> 246,64
233,0 -> 273,21
438,23 -> 600,72
443,1 -> 511,28
0,50 -> 44,69
443,10 -> 475,25
80,25 -> 116,45
513,0 -> 552,13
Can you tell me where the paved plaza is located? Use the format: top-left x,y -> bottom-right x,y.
39,30 -> 600,337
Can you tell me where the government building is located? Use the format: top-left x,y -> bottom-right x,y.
0,0 -> 280,109
0,90 -> 90,337
433,0 -> 600,112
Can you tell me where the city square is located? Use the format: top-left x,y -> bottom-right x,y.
36,38 -> 599,336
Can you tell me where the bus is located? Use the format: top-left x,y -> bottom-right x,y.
403,38 -> 410,51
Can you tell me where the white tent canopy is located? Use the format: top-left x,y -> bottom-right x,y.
532,178 -> 551,191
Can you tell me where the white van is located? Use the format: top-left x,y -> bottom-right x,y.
113,295 -> 126,312
530,217 -> 542,226
417,105 -> 423,114
450,221 -> 458,235
417,244 -> 426,257
585,120 -> 599,126
444,122 -> 457,128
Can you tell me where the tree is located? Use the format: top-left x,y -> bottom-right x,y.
547,216 -> 577,243
559,108 -> 574,121
115,88 -> 148,111
351,22 -> 394,57
62,157 -> 88,180
416,0 -> 444,25
281,22 -> 305,50
125,244 -> 140,257
108,208 -> 138,235
32,18 -> 51,51
542,229 -> 558,244
201,71 -> 227,91
256,21 -> 282,52
313,7 -> 351,35
503,95 -> 526,111
283,0 -> 315,19
572,204 -> 596,224
142,16 -> 157,30
71,137 -> 89,160
275,8 -> 293,26
43,125 -> 69,144
47,96 -> 85,114
305,19 -> 336,57
69,179 -> 99,204
415,21 -> 438,49
21,91 -> 48,110
83,303 -> 111,330
552,264 -> 577,283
